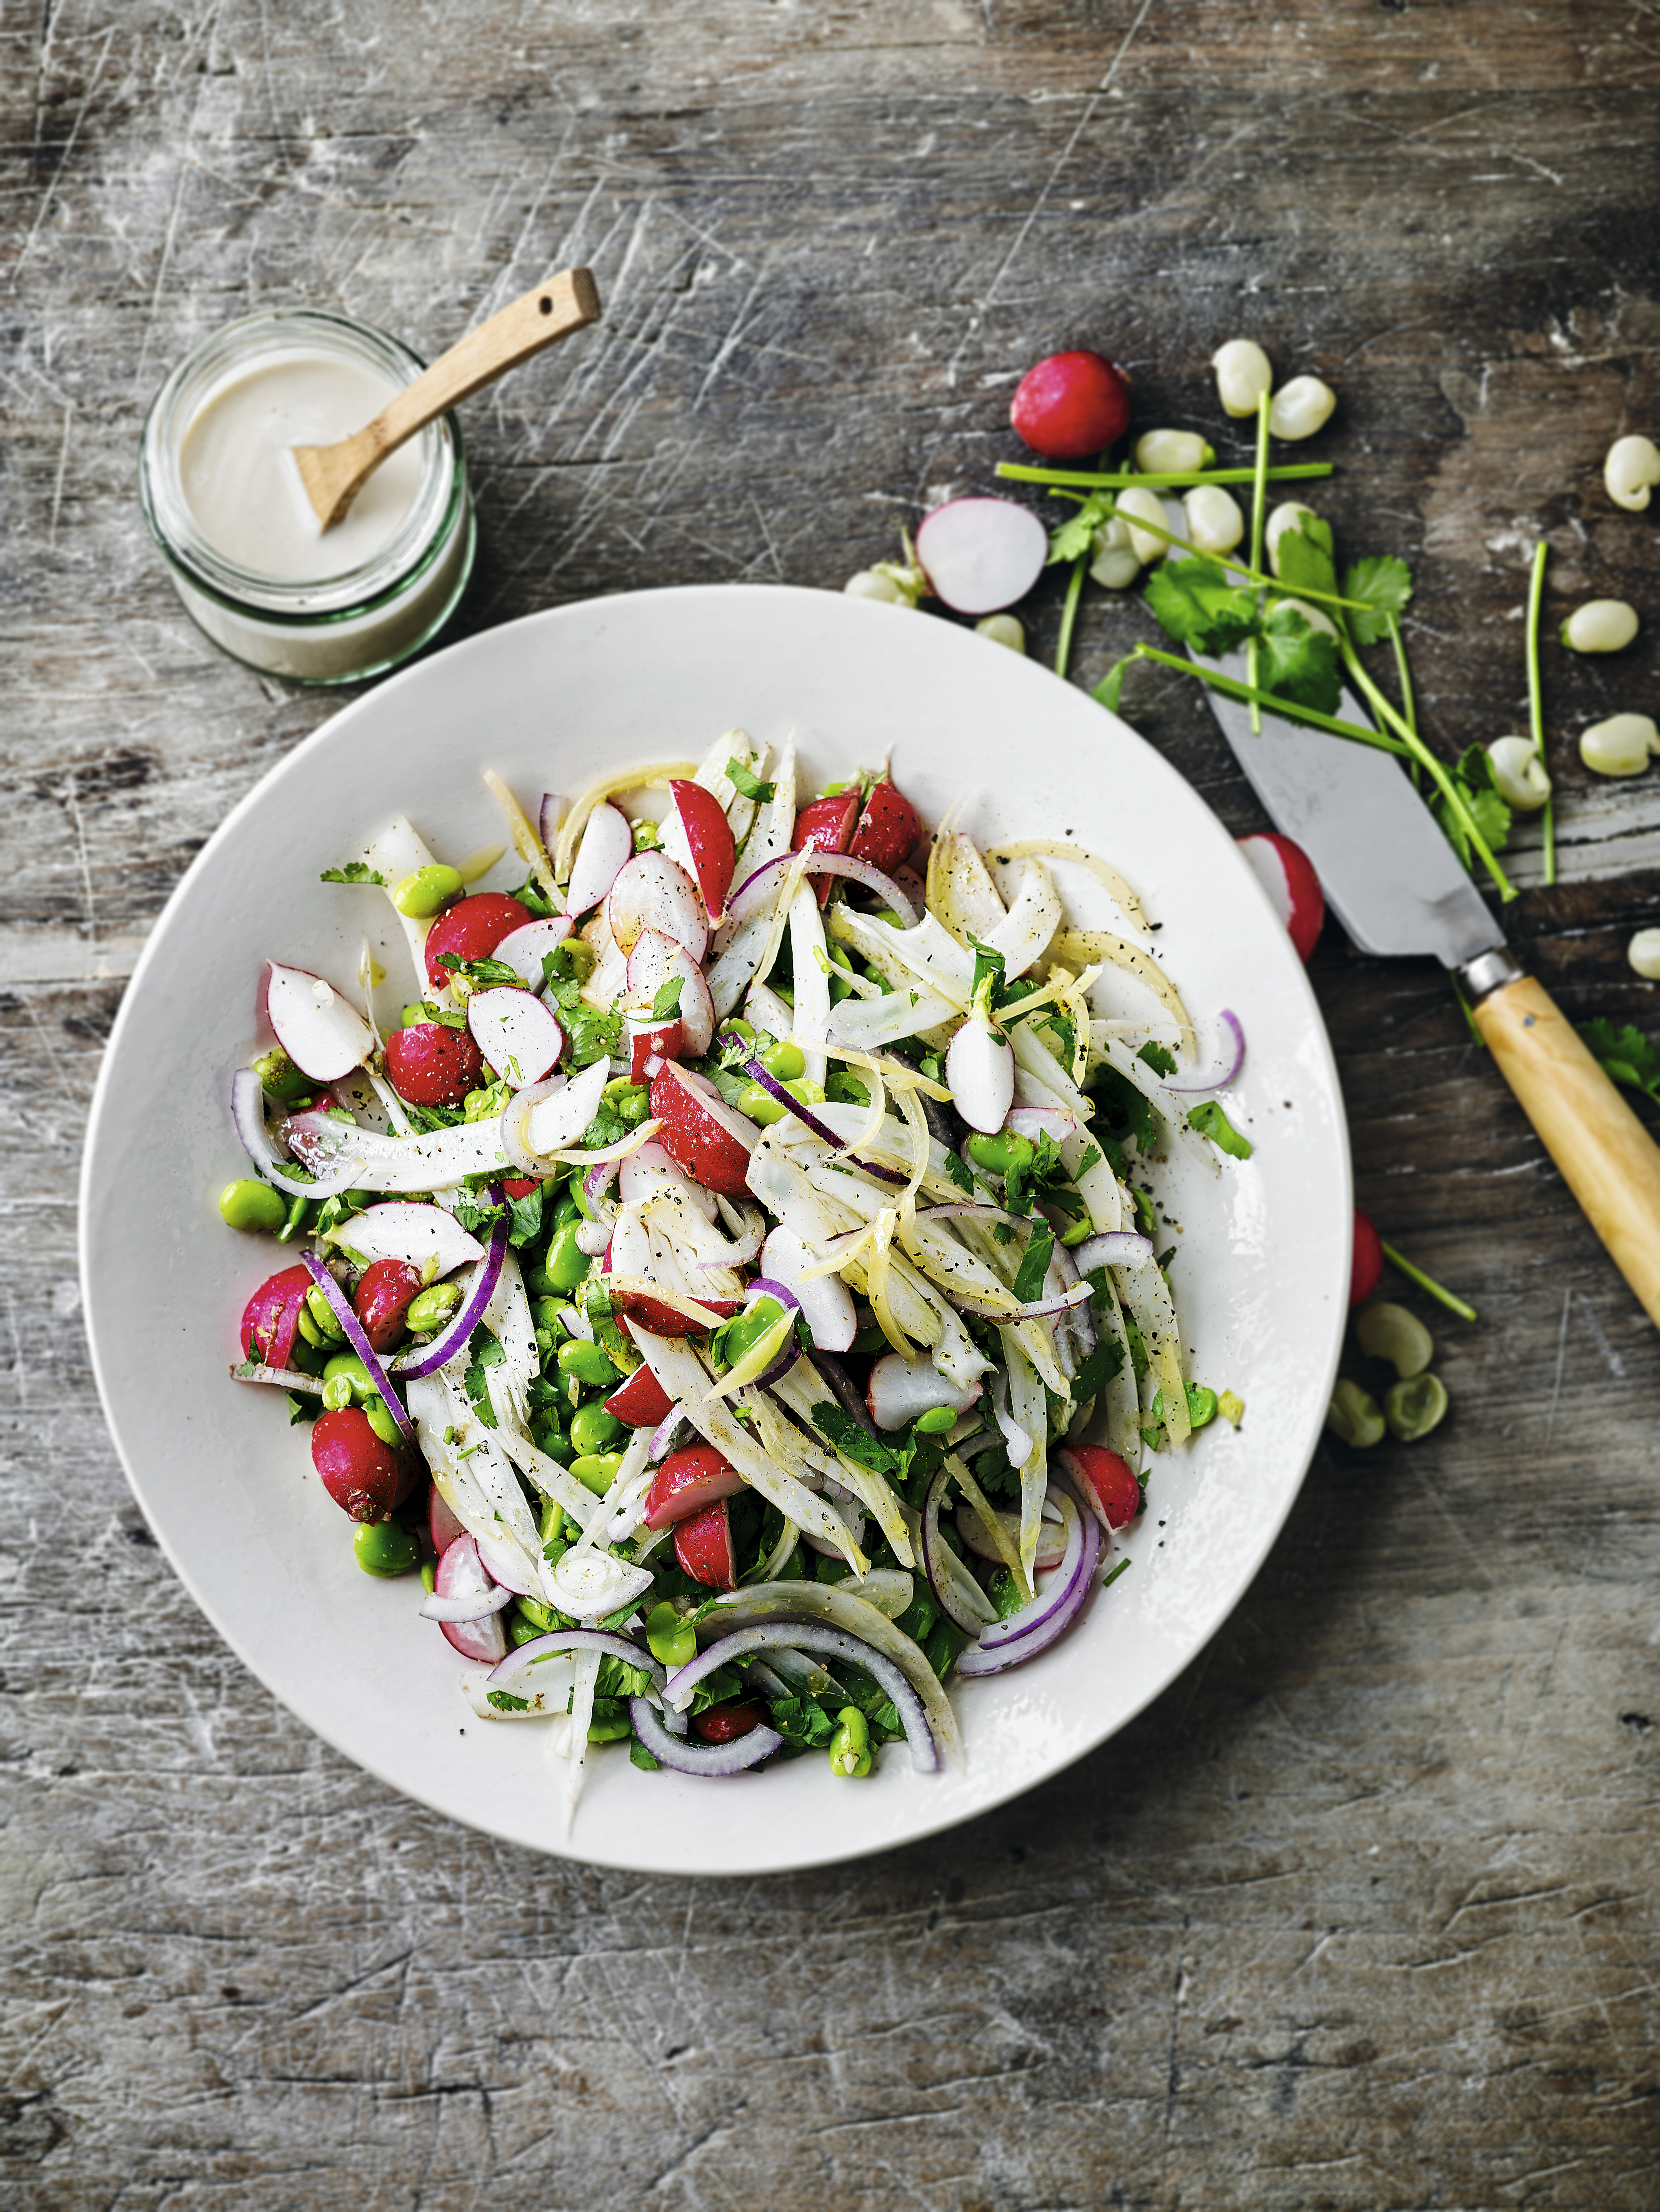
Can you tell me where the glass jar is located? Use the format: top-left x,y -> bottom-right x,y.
140,308 -> 475,685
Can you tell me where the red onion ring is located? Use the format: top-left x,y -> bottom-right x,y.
231,1068 -> 354,1200
297,1249 -> 417,1448
392,1202 -> 509,1377
489,1627 -> 665,1696
922,1464 -> 998,1635
629,1696 -> 781,1773
1163,1009 -> 1246,1094
727,849 -> 919,928
1073,1231 -> 1155,1272
665,1622 -> 938,1773
956,1483 -> 1101,1674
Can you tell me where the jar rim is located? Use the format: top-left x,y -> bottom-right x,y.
139,307 -> 467,624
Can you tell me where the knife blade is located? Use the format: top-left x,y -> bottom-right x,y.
1156,499 -> 1660,1326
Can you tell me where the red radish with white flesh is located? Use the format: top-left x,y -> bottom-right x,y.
492,916 -> 572,989
674,1500 -> 738,1590
945,1005 -> 1015,1132
646,1441 -> 747,1529
625,931 -> 716,1054
628,1016 -> 682,1084
1237,832 -> 1324,962
604,1360 -> 676,1429
649,1061 -> 762,1200
760,1225 -> 855,1352
240,1265 -> 312,1368
849,781 -> 922,875
792,789 -> 860,907
352,1258 -> 423,1352
1061,1444 -> 1141,1531
422,893 -> 533,990
566,802 -> 633,918
668,780 -> 736,922
607,852 -> 708,962
431,1536 -> 510,1662
1010,349 -> 1133,460
428,1482 -> 467,1556
466,986 -> 565,1089
325,1201 -> 483,1279
309,1407 -> 417,1523
915,497 -> 1047,617
262,963 -> 373,1083
383,1021 -> 485,1106
518,1057 -> 610,1156
868,1354 -> 981,1431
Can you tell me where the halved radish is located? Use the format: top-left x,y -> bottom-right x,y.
793,789 -> 860,909
566,802 -> 634,917
915,497 -> 1048,617
760,1225 -> 855,1352
649,1061 -> 761,1199
868,1354 -> 980,1431
945,1005 -> 1014,1133
327,1201 -> 483,1277
432,1535 -> 509,1662
849,780 -> 922,875
467,987 -> 565,1089
1237,832 -> 1324,962
628,1016 -> 683,1084
645,1442 -> 746,1529
1059,1444 -> 1141,1530
675,1499 -> 738,1590
520,1056 -> 610,1154
428,1482 -> 467,1556
626,931 -> 716,1055
604,1361 -> 676,1428
493,916 -> 572,989
263,963 -> 374,1083
607,852 -> 708,962
669,779 -> 736,922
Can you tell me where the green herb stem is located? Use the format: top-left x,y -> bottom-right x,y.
1055,551 -> 1088,682
1526,539 -> 1554,887
1108,645 -> 1413,756
1057,496 -> 1368,612
1247,391 -> 1271,737
999,461 -> 1334,491
1386,612 -> 1422,788
1379,1240 -> 1478,1323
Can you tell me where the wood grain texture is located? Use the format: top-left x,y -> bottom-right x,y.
2,3 -> 1658,2205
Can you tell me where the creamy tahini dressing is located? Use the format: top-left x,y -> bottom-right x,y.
179,353 -> 425,580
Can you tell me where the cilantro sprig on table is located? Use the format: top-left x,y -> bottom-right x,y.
1578,1020 -> 1660,1106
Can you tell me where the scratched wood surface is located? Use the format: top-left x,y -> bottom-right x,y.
3,3 -> 1658,2205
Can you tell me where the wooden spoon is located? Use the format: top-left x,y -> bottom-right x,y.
292,266 -> 601,531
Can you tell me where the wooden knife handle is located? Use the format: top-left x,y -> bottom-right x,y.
1473,973 -> 1660,1324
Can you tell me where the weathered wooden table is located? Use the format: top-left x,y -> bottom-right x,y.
4,4 -> 1656,2204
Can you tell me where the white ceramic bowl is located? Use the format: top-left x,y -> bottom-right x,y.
81,584 -> 1350,1875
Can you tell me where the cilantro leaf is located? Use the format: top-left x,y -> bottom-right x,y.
809,1401 -> 899,1475
1273,515 -> 1339,603
319,861 -> 385,886
768,1695 -> 840,1750
1144,557 -> 1259,656
463,1324 -> 506,1428
1071,1336 -> 1127,1403
1137,1040 -> 1177,1078
650,976 -> 684,1021
1186,1099 -> 1253,1159
966,933 -> 1007,1004
506,1182 -> 546,1248
486,1690 -> 531,1712
1046,491 -> 1114,567
1577,1019 -> 1660,1104
1094,660 -> 1130,715
1343,555 -> 1414,649
944,1148 -> 974,1196
727,759 -> 775,802
541,949 -> 623,1067
1092,1062 -> 1158,1156
1431,744 -> 1511,869
1256,601 -> 1342,714
1011,1221 -> 1055,1304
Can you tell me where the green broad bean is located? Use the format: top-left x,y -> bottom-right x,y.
1384,1372 -> 1448,1443
295,1303 -> 327,1350
1326,1378 -> 1385,1448
646,1601 -> 698,1668
558,1338 -> 622,1389
542,1221 -> 592,1292
1059,1215 -> 1094,1247
275,1192 -> 313,1245
914,1405 -> 958,1436
420,1559 -> 437,1594
320,1374 -> 354,1413
404,1281 -> 463,1335
719,1298 -> 786,1368
737,1075 -> 825,1126
365,1401 -> 402,1448
508,1610 -> 545,1646
322,1351 -> 374,1402
570,1450 -> 624,1497
1354,1301 -> 1433,1379
304,1285 -> 347,1341
569,1402 -> 624,1455
761,1039 -> 806,1080
828,1706 -> 872,1778
719,1018 -> 757,1046
353,1521 -> 420,1576
218,1178 -> 288,1233
965,1130 -> 1035,1180
826,944 -> 856,1004
390,863 -> 464,918
253,1048 -> 314,1104
531,1418 -> 572,1463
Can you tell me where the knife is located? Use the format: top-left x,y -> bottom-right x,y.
1181,607 -> 1660,1326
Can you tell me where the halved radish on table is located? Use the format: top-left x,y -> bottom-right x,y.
649,1061 -> 762,1200
915,497 -> 1048,617
668,779 -> 736,922
322,1201 -> 483,1279
466,986 -> 565,1088
262,963 -> 374,1084
423,893 -> 533,990
1237,833 -> 1324,962
492,916 -> 572,988
1010,349 -> 1133,461
566,802 -> 634,918
607,852 -> 708,962
645,1441 -> 747,1529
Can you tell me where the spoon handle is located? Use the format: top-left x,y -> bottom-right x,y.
310,269 -> 600,526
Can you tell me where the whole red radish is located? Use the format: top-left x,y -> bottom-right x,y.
673,1497 -> 738,1588
1351,1208 -> 1384,1307
1237,833 -> 1324,962
793,789 -> 861,907
310,1407 -> 417,1523
649,1062 -> 760,1200
352,1257 -> 423,1352
1064,1444 -> 1142,1530
669,780 -> 736,922
1010,350 -> 1132,461
240,1264 -> 314,1368
645,1442 -> 746,1528
423,892 -> 533,990
605,1362 -> 676,1429
432,1534 -> 509,1663
849,780 -> 922,876
384,1021 -> 486,1106
693,1699 -> 765,1742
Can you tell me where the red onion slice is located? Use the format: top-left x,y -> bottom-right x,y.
727,849 -> 919,929
629,1696 -> 782,1775
665,1622 -> 938,1773
1073,1231 -> 1156,1272
740,1056 -> 845,1149
955,1484 -> 1101,1675
922,1465 -> 999,1635
489,1628 -> 666,1696
231,1067 -> 352,1199
297,1249 -> 416,1447
1164,1009 -> 1246,1094
392,1203 -> 509,1377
